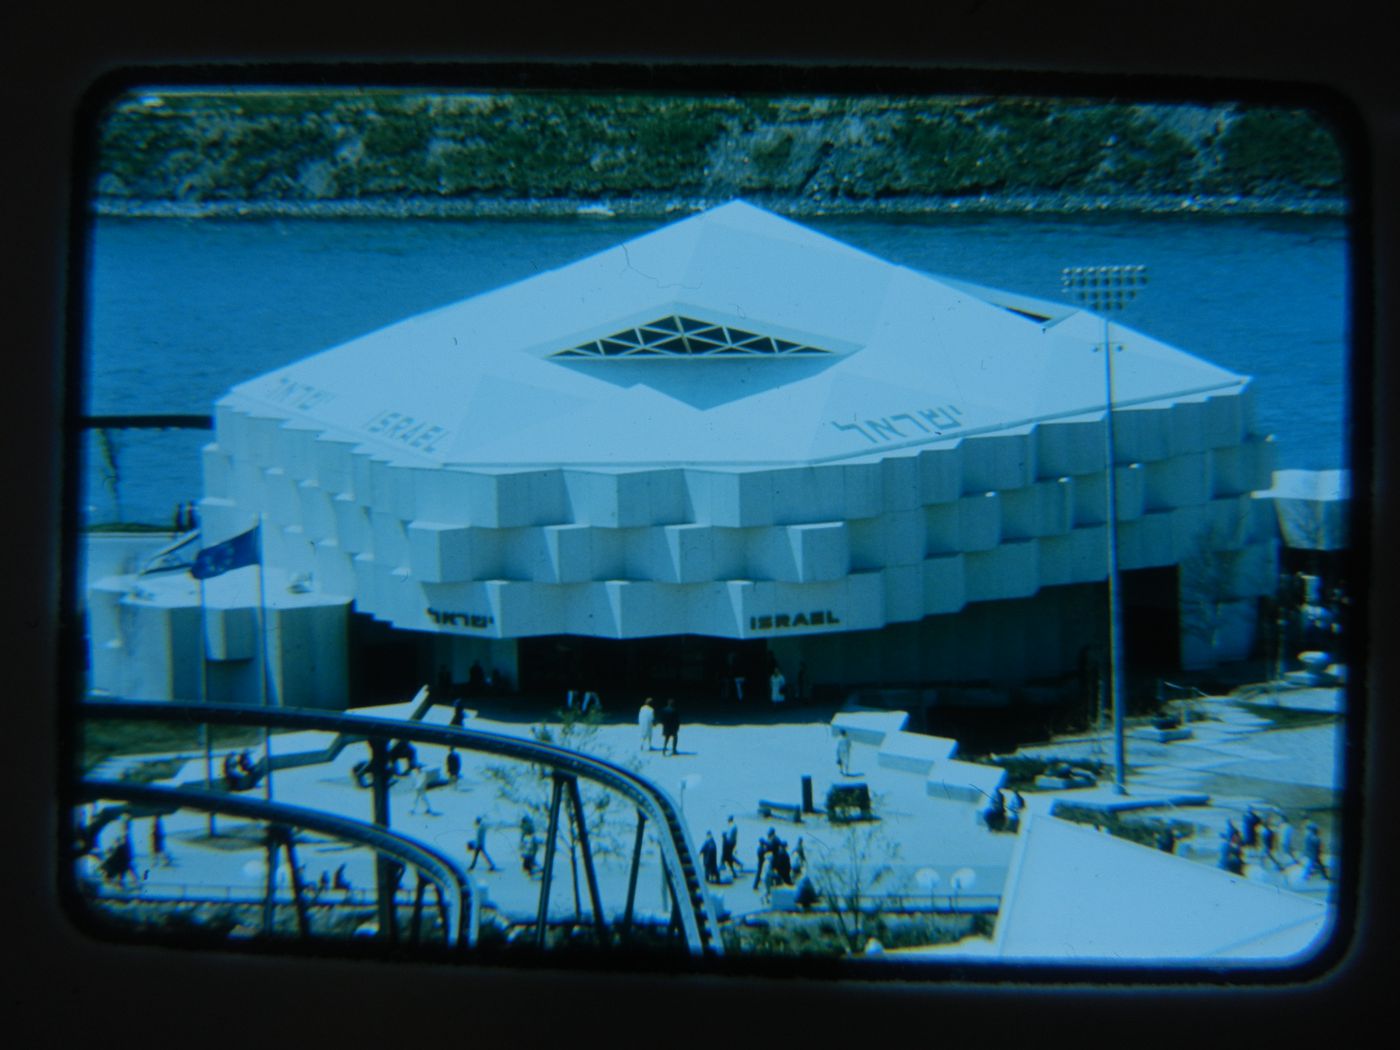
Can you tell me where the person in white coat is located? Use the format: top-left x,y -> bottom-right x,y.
409,762 -> 439,815
834,728 -> 852,775
638,697 -> 657,751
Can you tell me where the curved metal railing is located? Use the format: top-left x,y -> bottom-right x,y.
75,777 -> 476,946
77,699 -> 723,957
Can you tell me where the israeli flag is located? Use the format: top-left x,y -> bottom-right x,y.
191,525 -> 260,580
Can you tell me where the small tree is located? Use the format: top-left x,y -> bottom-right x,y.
804,802 -> 902,955
1179,520 -> 1246,670
480,706 -> 631,921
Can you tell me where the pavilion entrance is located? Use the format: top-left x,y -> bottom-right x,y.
516,634 -> 769,706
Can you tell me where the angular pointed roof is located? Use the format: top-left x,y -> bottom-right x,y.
223,200 -> 1248,470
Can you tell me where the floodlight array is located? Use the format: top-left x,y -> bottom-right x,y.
1061,265 -> 1150,313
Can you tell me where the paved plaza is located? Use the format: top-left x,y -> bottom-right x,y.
80,685 -> 1344,958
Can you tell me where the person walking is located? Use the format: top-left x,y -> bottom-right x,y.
1219,827 -> 1244,875
985,788 -> 1009,832
444,748 -> 463,790
1302,821 -> 1330,880
103,832 -> 138,889
752,834 -> 770,890
408,762 -> 439,815
520,832 -> 540,877
1242,807 -> 1261,849
762,846 -> 783,903
720,816 -> 742,879
792,837 -> 807,878
659,699 -> 681,756
639,697 -> 657,751
1259,815 -> 1280,869
1278,817 -> 1299,866
834,728 -> 852,776
467,816 -> 498,872
770,666 -> 786,705
771,839 -> 793,886
149,815 -> 173,867
1007,789 -> 1026,832
700,831 -> 721,884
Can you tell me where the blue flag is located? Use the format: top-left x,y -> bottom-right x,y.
191,525 -> 260,580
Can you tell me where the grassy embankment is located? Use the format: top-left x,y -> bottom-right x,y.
93,93 -> 1348,217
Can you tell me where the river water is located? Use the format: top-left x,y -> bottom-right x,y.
80,211 -> 1351,526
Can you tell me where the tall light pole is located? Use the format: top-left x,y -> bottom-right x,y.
1061,264 -> 1149,796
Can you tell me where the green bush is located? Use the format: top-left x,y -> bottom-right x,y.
92,92 -> 1347,208
1211,108 -> 1345,195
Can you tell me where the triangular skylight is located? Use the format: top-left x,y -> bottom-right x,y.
552,315 -> 834,359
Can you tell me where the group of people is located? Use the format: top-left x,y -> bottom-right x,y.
171,501 -> 199,533
77,811 -> 175,890
697,820 -> 807,901
565,688 -> 603,714
981,788 -> 1025,833
751,827 -> 807,901
638,697 -> 682,755
720,655 -> 807,705
436,662 -> 509,709
96,814 -> 140,888
1218,808 -> 1331,880
222,749 -> 261,791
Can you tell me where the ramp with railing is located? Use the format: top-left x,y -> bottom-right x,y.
77,699 -> 724,957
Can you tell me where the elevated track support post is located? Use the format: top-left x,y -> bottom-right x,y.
410,873 -> 428,944
279,825 -> 312,939
261,824 -> 278,934
535,773 -> 567,949
621,808 -> 647,938
564,775 -> 609,948
367,737 -> 396,943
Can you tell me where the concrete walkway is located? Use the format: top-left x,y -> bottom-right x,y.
998,686 -> 1344,902
79,685 -> 1345,950
82,700 -> 1018,930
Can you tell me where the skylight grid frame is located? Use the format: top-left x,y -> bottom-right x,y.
552,314 -> 835,360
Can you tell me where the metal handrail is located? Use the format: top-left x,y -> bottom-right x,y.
75,777 -> 474,947
77,699 -> 723,957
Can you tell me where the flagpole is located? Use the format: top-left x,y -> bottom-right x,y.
253,517 -> 280,932
255,516 -> 273,803
190,522 -> 266,833
197,570 -> 216,837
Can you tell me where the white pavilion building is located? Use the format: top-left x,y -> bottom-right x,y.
85,201 -> 1279,708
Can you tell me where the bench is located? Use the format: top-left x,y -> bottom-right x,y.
826,783 -> 873,823
1033,770 -> 1097,791
757,800 -> 803,823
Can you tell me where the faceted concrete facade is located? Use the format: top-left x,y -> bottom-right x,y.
200,390 -> 1276,661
